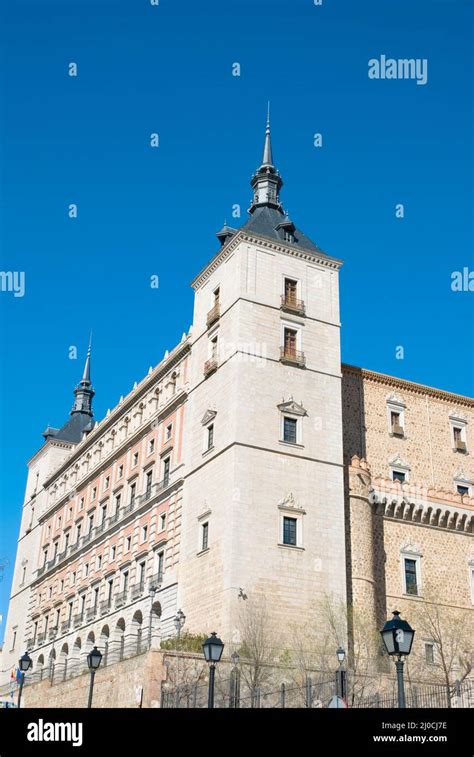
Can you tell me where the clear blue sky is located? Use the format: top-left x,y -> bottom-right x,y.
0,0 -> 473,639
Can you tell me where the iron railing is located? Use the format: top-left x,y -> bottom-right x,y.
279,347 -> 306,367
280,295 -> 305,316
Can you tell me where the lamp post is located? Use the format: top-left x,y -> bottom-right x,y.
335,646 -> 347,701
173,609 -> 186,705
202,632 -> 224,709
17,652 -> 32,708
380,611 -> 415,708
148,587 -> 156,648
230,651 -> 240,708
86,646 -> 103,708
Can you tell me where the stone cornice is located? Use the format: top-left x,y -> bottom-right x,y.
190,231 -> 342,290
342,363 -> 474,407
42,342 -> 191,491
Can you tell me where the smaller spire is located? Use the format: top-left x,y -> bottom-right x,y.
262,102 -> 273,166
82,332 -> 92,383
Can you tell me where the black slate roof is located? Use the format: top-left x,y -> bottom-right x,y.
240,206 -> 325,255
43,413 -> 93,444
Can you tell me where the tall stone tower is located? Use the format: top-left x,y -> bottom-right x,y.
178,117 -> 347,646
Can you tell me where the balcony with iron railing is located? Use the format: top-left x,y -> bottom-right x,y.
86,606 -> 97,622
25,637 -> 35,650
37,633 -> 46,646
131,581 -> 145,600
206,303 -> 220,328
279,347 -> 306,368
148,572 -> 163,592
115,590 -> 128,608
280,294 -> 305,316
100,599 -> 112,616
61,620 -> 71,634
48,627 -> 59,641
73,613 -> 84,629
204,357 -> 218,377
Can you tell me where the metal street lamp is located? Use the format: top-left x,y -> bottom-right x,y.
230,651 -> 240,708
202,632 -> 224,708
335,647 -> 347,700
380,610 -> 415,708
149,587 -> 157,647
17,652 -> 32,708
174,609 -> 186,704
86,646 -> 103,708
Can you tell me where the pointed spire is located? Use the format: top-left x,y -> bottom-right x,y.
82,332 -> 92,383
71,337 -> 94,417
249,106 -> 283,215
262,102 -> 273,166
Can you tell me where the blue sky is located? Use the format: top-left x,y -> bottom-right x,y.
0,0 -> 473,638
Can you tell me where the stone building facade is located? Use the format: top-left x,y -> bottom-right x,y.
0,120 -> 472,702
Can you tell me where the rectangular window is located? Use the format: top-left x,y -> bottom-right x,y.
283,417 -> 297,444
284,328 -> 297,357
60,579 -> 64,592
97,555 -> 102,570
43,549 -> 48,566
284,278 -> 297,304
392,470 -> 406,483
404,558 -> 418,596
93,587 -> 99,611
88,514 -> 94,533
163,458 -> 170,486
207,424 -> 214,450
79,498 -> 84,510
129,482 -> 136,505
84,563 -> 89,577
201,522 -> 209,551
139,561 -> 146,585
166,424 -> 173,440
115,494 -> 121,514
71,571 -> 76,585
141,525 -> 148,542
157,551 -> 164,576
91,487 -> 97,501
118,465 -> 124,479
133,452 -> 139,467
111,545 -> 116,560
145,471 -> 153,497
12,630 -> 17,650
425,643 -> 434,664
64,532 -> 70,550
68,602 -> 73,622
211,336 -> 218,359
283,517 -> 297,546
33,621 -> 38,644
104,476 -> 110,490
391,411 -> 403,434
148,438 -> 155,454
457,485 -> 469,496
126,536 -> 131,551
53,540 -> 59,558
214,287 -> 220,306
123,570 -> 129,592
108,579 -> 113,601
101,505 -> 107,523
160,513 -> 166,530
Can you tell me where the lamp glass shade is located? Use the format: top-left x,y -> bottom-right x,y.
19,653 -> 32,672
87,646 -> 103,670
202,632 -> 224,663
336,646 -> 345,664
380,611 -> 415,657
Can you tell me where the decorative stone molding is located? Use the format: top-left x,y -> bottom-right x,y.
277,398 -> 307,416
201,409 -> 217,426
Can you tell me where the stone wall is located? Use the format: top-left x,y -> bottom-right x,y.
20,649 -> 167,709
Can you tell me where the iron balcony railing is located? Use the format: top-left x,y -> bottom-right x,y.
149,572 -> 163,592
48,627 -> 58,641
73,613 -> 84,629
61,620 -> 71,634
86,606 -> 97,622
280,295 -> 305,316
108,511 -> 120,525
206,303 -> 220,328
279,347 -> 306,367
100,599 -> 112,616
131,582 -> 145,600
37,633 -> 46,646
25,638 -> 35,650
204,357 -> 218,377
115,590 -> 128,608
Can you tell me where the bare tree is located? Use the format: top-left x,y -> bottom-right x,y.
410,597 -> 473,706
236,597 -> 277,702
